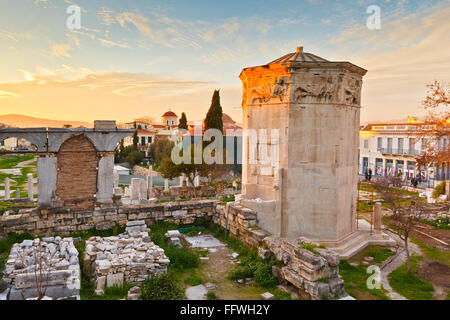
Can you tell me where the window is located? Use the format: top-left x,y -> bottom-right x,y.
377,137 -> 382,149
398,138 -> 403,153
141,137 -> 146,145
137,125 -> 142,129
0,140 -> 4,146
421,138 -> 427,150
166,120 -> 169,125
364,139 -> 368,149
387,138 -> 393,153
148,136 -> 152,144
172,120 -> 175,125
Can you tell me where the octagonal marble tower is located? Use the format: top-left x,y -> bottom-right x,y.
239,47 -> 367,244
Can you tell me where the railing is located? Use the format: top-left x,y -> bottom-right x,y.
377,148 -> 424,156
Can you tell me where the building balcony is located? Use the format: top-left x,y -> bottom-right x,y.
377,148 -> 424,156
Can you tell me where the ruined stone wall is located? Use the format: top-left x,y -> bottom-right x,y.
152,186 -> 216,200
215,203 -> 270,247
265,237 -> 345,300
56,135 -> 99,210
215,202 -> 345,300
0,200 -> 217,236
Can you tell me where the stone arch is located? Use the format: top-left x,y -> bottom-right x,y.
0,134 -> 40,151
56,134 -> 99,210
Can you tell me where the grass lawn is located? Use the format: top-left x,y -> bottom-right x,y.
388,255 -> 434,300
0,232 -> 34,276
350,246 -> 396,265
0,154 -> 37,199
339,260 -> 390,300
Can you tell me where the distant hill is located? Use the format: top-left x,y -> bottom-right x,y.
0,114 -> 92,128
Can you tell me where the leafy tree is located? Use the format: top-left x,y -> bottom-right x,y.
125,150 -> 144,166
159,145 -> 210,197
416,80 -> 450,167
178,112 -> 188,130
148,138 -> 175,167
115,145 -> 138,163
204,89 -> 223,133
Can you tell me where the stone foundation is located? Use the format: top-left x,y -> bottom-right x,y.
3,237 -> 80,300
215,203 -> 270,247
216,202 -> 346,300
265,237 -> 345,300
0,200 -> 217,236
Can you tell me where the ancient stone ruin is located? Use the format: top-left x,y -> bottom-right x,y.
239,46 -> 395,257
84,221 -> 169,294
3,237 -> 80,300
0,120 -> 134,209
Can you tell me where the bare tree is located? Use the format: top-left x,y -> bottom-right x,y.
393,204 -> 419,271
18,243 -> 57,300
373,177 -> 403,219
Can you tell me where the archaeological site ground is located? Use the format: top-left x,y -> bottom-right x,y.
0,1 -> 449,317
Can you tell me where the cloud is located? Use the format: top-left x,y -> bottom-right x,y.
329,4 -> 450,122
0,90 -> 21,99
0,66 -> 239,123
0,30 -> 33,42
98,38 -> 130,49
50,43 -> 72,58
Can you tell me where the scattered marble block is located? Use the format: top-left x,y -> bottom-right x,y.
127,286 -> 142,300
261,292 -> 275,300
185,284 -> 208,300
84,229 -> 169,287
3,237 -> 80,300
204,282 -> 217,291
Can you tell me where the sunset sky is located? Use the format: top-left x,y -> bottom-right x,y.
0,0 -> 449,124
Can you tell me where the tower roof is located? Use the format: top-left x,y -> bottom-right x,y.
222,113 -> 235,124
162,111 -> 177,117
268,46 -> 329,64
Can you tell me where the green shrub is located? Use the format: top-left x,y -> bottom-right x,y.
0,232 -> 34,275
102,283 -> 133,300
165,245 -> 200,271
126,150 -> 144,167
273,289 -> 291,300
228,249 -> 279,289
228,267 -> 255,281
206,291 -> 217,300
254,263 -> 277,288
141,273 -> 184,300
220,195 -> 235,202
184,274 -> 203,286
433,180 -> 446,198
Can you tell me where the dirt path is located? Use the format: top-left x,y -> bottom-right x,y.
380,228 -> 422,300
17,158 -> 36,168
186,239 -> 267,300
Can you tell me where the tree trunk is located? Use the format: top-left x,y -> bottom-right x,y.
188,176 -> 197,198
405,237 -> 411,272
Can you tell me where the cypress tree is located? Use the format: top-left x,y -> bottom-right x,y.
178,112 -> 188,130
204,89 -> 223,133
132,130 -> 138,148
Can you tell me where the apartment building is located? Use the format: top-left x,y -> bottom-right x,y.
359,117 -> 449,186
